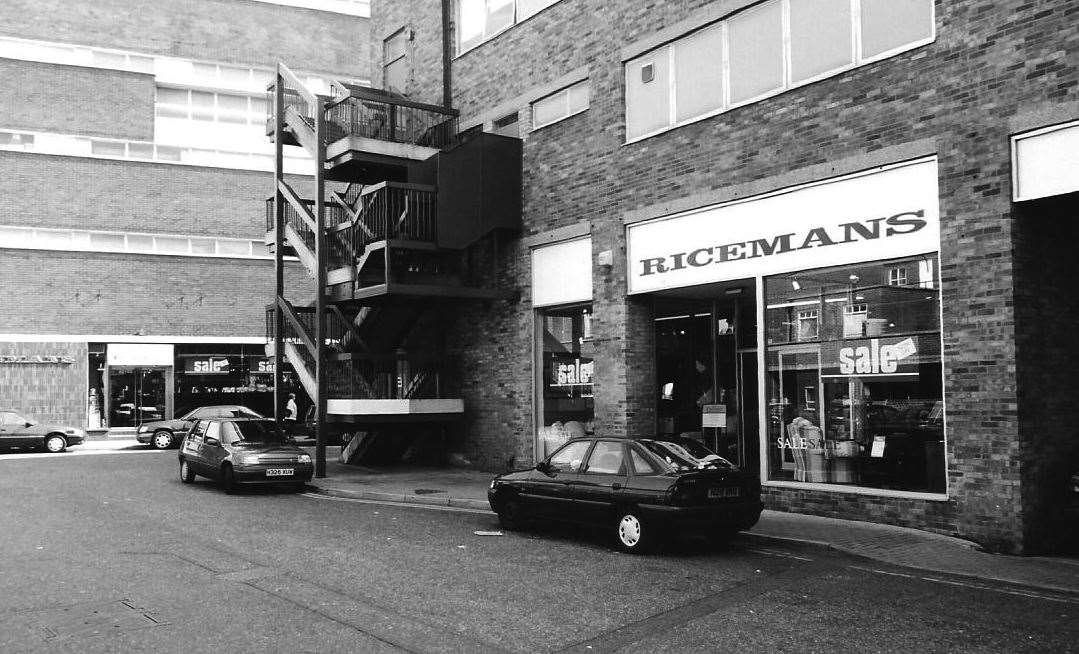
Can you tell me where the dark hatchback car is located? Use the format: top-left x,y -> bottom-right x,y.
137,405 -> 263,449
0,410 -> 85,453
488,436 -> 762,553
177,418 -> 313,492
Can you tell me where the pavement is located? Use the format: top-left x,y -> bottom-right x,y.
300,446 -> 1079,597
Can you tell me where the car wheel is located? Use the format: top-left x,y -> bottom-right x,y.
44,434 -> 67,453
497,496 -> 527,531
220,464 -> 237,494
151,430 -> 174,450
614,508 -> 653,553
179,459 -> 195,484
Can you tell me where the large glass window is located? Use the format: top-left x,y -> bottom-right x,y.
765,255 -> 945,493
537,304 -> 594,458
458,0 -> 562,54
383,28 -> 409,93
624,0 -> 934,141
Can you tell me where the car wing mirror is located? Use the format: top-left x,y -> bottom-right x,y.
536,461 -> 550,474
25,422 -> 33,428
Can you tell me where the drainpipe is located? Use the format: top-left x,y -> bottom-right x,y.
441,0 -> 453,109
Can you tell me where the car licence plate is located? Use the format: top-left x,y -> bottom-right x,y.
708,487 -> 740,499
266,468 -> 294,477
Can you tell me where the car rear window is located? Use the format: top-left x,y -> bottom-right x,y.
642,441 -> 698,471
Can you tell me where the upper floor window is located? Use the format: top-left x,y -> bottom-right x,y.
457,0 -> 561,54
383,28 -> 410,93
492,112 -> 521,138
624,0 -> 934,142
887,266 -> 908,287
532,80 -> 589,130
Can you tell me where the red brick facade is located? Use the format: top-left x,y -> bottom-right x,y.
372,0 -> 1079,552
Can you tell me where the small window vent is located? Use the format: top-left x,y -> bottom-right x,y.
641,62 -> 654,83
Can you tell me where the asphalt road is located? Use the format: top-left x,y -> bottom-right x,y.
0,448 -> 1075,653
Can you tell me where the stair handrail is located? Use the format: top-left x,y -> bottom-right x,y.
277,297 -> 317,358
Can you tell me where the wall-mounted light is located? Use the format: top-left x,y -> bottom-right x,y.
791,280 -> 801,291
596,249 -> 613,273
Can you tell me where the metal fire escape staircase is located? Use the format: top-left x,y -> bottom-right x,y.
264,63 -> 520,470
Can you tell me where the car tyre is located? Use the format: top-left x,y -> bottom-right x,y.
221,464 -> 238,494
497,496 -> 527,531
151,430 -> 174,450
179,459 -> 195,484
44,434 -> 67,453
614,508 -> 653,554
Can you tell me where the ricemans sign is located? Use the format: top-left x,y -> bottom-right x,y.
626,159 -> 941,293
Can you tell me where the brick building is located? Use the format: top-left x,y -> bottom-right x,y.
0,1 -> 369,436
333,0 -> 1077,553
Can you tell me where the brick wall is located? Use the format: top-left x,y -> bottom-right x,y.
370,0 -> 1078,552
0,249 -> 312,337
0,151 -> 314,238
0,0 -> 369,78
0,60 -> 154,140
0,341 -> 88,426
371,0 -> 444,104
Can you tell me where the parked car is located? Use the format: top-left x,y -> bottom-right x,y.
136,405 -> 263,450
487,436 -> 762,553
177,418 -> 313,492
0,410 -> 85,453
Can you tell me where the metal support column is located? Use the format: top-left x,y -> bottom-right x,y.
314,94 -> 329,478
272,69 -> 285,425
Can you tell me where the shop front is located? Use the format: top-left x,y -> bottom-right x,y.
626,157 -> 947,499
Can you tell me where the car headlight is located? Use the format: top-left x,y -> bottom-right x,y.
297,454 -> 312,464
489,480 -> 497,490
238,454 -> 260,465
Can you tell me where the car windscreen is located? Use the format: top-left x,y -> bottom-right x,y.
230,421 -> 287,443
640,441 -> 698,472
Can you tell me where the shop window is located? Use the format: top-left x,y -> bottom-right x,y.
888,266 -> 908,286
537,304 -> 594,459
765,255 -> 945,493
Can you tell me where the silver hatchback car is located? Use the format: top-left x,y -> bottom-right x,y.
177,418 -> 313,492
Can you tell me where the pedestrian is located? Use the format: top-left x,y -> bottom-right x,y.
284,392 -> 298,430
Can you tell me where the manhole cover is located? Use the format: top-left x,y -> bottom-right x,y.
413,488 -> 445,495
19,598 -> 164,642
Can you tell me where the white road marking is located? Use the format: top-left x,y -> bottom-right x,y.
299,492 -> 494,515
747,547 -> 814,562
850,565 -> 1079,604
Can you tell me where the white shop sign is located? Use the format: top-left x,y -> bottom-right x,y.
107,343 -> 174,366
532,236 -> 593,307
627,159 -> 941,294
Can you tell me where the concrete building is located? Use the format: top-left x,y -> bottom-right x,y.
0,0 -> 369,433
312,0 -> 1075,553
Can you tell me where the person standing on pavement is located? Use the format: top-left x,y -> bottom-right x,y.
284,393 -> 298,434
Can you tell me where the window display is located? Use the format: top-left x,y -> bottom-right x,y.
537,304 -> 594,458
765,255 -> 946,493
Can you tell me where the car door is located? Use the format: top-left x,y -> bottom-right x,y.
199,421 -> 229,477
0,412 -> 38,448
181,420 -> 210,473
573,441 -> 629,523
0,412 -> 21,449
523,440 -> 592,522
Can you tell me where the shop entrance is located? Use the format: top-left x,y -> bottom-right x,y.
654,283 -> 758,475
108,367 -> 169,428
